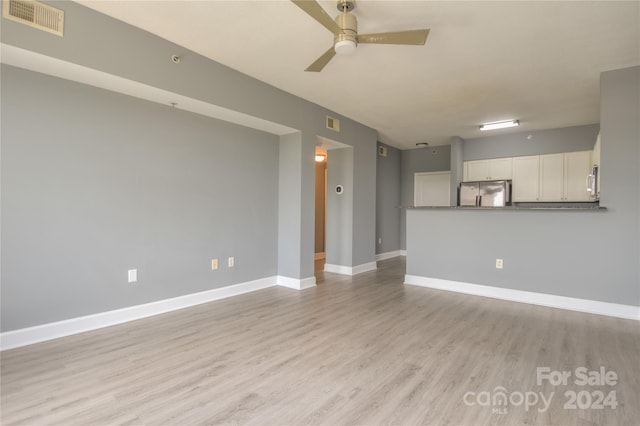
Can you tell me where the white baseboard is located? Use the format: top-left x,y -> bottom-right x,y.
1,277 -> 284,351
352,261 -> 378,275
324,263 -> 351,275
277,275 -> 317,290
1,273 -> 325,351
404,275 -> 640,321
375,250 -> 402,261
400,250 -> 407,256
324,261 -> 377,276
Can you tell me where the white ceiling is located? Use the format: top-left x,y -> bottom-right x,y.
76,1 -> 639,149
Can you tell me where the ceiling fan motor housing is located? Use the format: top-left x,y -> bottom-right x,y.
334,12 -> 357,53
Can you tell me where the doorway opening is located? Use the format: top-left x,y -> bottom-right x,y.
315,137 -> 352,278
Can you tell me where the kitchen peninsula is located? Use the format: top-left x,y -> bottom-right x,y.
403,66 -> 639,321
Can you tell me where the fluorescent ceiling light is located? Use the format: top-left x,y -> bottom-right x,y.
479,120 -> 520,131
315,154 -> 326,162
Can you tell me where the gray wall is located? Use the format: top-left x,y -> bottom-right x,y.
351,135 -> 378,267
1,66 -> 280,330
376,143 -> 401,254
400,146 -> 451,250
1,1 -> 378,331
326,148 -> 354,266
463,124 -> 600,160
599,66 -> 640,294
277,133 -> 302,279
406,66 -> 640,307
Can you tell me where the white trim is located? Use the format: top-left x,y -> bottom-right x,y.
324,262 -> 377,276
0,277 -> 278,351
324,263 -> 352,275
400,250 -> 407,256
0,44 -> 297,136
376,250 -> 402,261
277,276 -> 317,290
352,262 -> 378,275
404,275 -> 640,321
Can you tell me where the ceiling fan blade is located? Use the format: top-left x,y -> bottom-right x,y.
358,29 -> 430,45
305,47 -> 337,72
291,0 -> 341,35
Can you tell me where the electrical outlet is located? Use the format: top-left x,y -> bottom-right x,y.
378,237 -> 382,245
128,269 -> 137,283
228,257 -> 234,268
211,259 -> 218,270
496,259 -> 503,269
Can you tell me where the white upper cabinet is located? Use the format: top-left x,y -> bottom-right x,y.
539,154 -> 565,201
592,133 -> 601,167
464,158 -> 513,181
564,151 -> 592,201
488,158 -> 513,180
512,156 -> 540,201
540,151 -> 592,202
465,160 -> 489,181
466,151 -> 594,203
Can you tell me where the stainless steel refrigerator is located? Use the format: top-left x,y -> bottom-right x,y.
459,180 -> 511,207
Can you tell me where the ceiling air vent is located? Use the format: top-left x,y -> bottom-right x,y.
3,0 -> 64,36
326,116 -> 340,132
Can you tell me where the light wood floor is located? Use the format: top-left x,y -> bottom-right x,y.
2,258 -> 639,425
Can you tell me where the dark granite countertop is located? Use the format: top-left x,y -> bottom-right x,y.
402,205 -> 606,211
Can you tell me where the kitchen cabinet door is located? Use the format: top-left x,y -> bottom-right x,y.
512,156 -> 540,201
564,151 -> 592,201
488,158 -> 513,180
539,154 -> 565,201
464,158 -> 512,181
592,134 -> 601,167
465,160 -> 490,181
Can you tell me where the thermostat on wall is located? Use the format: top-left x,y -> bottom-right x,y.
335,185 -> 344,195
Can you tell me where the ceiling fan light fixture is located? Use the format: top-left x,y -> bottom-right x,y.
291,0 -> 430,72
335,39 -> 357,55
480,120 -> 520,131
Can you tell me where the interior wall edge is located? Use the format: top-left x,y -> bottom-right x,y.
276,275 -> 317,290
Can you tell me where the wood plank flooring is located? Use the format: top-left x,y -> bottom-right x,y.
2,257 -> 639,425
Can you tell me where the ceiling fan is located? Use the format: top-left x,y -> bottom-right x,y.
291,0 -> 430,72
